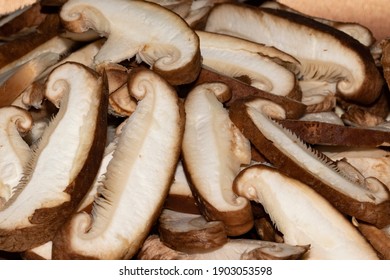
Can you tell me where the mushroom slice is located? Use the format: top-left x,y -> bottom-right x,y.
197,31 -> 301,100
0,106 -> 32,208
277,119 -> 390,147
0,62 -> 108,252
0,0 -> 38,16
229,97 -> 390,228
60,0 -> 201,85
196,30 -> 300,76
108,84 -> 137,118
158,209 -> 227,252
52,68 -> 184,260
353,219 -> 390,260
138,234 -> 309,260
205,3 -> 383,105
165,160 -> 199,214
234,164 -> 378,259
182,82 -> 253,236
192,68 -> 307,119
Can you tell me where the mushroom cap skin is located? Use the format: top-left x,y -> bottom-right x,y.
233,164 -> 379,260
229,97 -> 390,228
52,68 -> 184,260
60,0 -> 202,85
182,82 -> 253,236
0,62 -> 108,252
205,3 -> 383,105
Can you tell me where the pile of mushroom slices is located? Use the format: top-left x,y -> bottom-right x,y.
0,0 -> 390,260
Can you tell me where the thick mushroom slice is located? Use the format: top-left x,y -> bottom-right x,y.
205,3 -> 383,105
0,62 -> 108,252
196,31 -> 301,100
0,106 -> 32,208
229,97 -> 390,228
158,209 -> 227,252
52,68 -> 184,260
60,0 -> 202,85
138,234 -> 309,260
233,164 -> 378,259
182,82 -> 253,236
0,0 -> 39,16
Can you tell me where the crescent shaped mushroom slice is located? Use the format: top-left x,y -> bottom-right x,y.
182,82 -> 253,236
205,3 -> 383,105
233,164 -> 379,260
229,97 -> 390,228
0,106 -> 32,208
52,68 -> 184,260
0,62 -> 108,252
60,0 -> 202,85
197,31 -> 301,100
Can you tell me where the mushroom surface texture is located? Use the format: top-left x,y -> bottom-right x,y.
0,106 -> 32,208
233,164 -> 379,260
182,82 -> 253,236
60,0 -> 202,85
52,68 -> 184,260
0,62 -> 108,252
229,97 -> 390,228
205,3 -> 383,105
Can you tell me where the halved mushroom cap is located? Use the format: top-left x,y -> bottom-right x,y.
158,209 -> 228,252
0,106 -> 32,208
165,160 -> 199,214
0,62 -> 108,252
138,234 -> 309,260
60,0 -> 202,85
197,31 -> 301,100
205,3 -> 383,105
51,68 -> 184,260
229,97 -> 390,228
261,1 -> 375,47
182,82 -> 253,236
233,164 -> 379,260
192,68 -> 307,119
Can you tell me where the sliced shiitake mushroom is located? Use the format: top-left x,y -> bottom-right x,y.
182,82 -> 253,236
233,164 -> 379,259
0,62 -> 108,252
60,0 -> 202,85
229,97 -> 390,228
52,68 -> 184,260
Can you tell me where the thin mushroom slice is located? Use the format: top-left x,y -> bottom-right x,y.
60,0 -> 202,85
138,234 -> 309,260
197,34 -> 301,100
233,164 -> 378,260
52,68 -> 184,260
0,106 -> 32,208
205,3 -> 383,105
158,209 -> 228,252
229,97 -> 390,228
0,62 -> 108,252
182,82 -> 253,236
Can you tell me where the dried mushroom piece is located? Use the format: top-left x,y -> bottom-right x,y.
229,97 -> 390,228
158,209 -> 228,252
234,164 -> 379,260
52,68 -> 184,260
60,0 -> 202,85
205,3 -> 383,105
0,62 -> 108,252
138,234 -> 309,260
0,106 -> 32,208
182,82 -> 253,236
